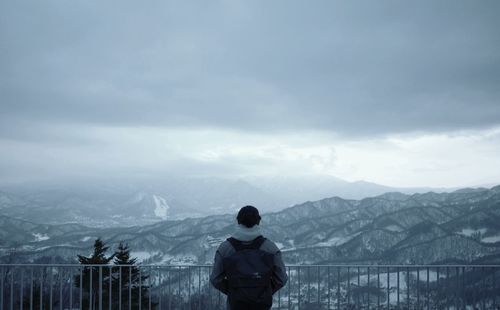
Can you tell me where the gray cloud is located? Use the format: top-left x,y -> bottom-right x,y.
1,0 -> 499,140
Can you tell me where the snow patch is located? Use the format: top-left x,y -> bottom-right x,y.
316,236 -> 351,247
482,235 -> 500,243
131,251 -> 159,262
206,235 -> 225,248
33,233 -> 49,241
159,253 -> 198,265
385,225 -> 403,232
153,195 -> 169,220
316,232 -> 362,247
457,228 -> 486,237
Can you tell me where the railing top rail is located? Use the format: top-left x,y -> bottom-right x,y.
1,263 -> 500,268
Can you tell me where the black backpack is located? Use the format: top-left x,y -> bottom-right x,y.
223,236 -> 275,310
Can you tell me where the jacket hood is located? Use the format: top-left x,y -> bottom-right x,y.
231,224 -> 262,242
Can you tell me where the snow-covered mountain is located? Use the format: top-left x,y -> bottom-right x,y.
2,185 -> 500,265
0,176 -> 450,227
0,187 -> 189,227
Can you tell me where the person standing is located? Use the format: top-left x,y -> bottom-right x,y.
210,205 -> 288,310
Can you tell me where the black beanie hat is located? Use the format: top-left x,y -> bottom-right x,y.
237,205 -> 261,228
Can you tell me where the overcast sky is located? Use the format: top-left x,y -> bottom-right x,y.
1,0 -> 499,188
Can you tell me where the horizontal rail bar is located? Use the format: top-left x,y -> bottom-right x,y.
2,263 -> 500,267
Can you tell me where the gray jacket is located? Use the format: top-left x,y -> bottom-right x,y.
210,224 -> 288,295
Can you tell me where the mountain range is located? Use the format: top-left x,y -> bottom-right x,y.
1,185 -> 499,266
0,175 -> 447,227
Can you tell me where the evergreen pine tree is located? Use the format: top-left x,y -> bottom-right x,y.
74,238 -> 114,310
112,242 -> 155,309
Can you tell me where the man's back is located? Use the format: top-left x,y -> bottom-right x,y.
210,206 -> 288,310
222,236 -> 275,309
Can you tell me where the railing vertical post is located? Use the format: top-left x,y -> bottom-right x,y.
470,267 -> 479,308
367,266 -> 370,310
446,266 -> 451,310
207,266 -> 212,307
317,266 -> 320,306
337,267 -> 340,310
187,267 -> 191,310
377,266 -> 380,309
307,266 -> 311,305
346,267 -> 350,306
10,268 -> 13,310
357,266 -> 360,307
455,267 -> 459,310
89,267 -> 93,310
149,267 -> 152,310
157,267 -> 161,310
139,269 -> 142,310
128,266 -> 132,310
493,267 -> 497,308
327,266 -> 330,309
98,266 -> 102,310
288,266 -> 291,310
397,266 -> 399,308
426,267 -> 429,310
31,267 -> 34,310
109,266 -> 112,310
297,266 -> 301,310
60,268 -> 63,310
49,266 -> 53,310
462,266 -> 466,310
177,266 -> 181,308
416,266 -> 420,308
119,266 -> 122,310
481,267 -> 485,310
1,267 -> 3,310
79,268 -> 83,310
437,267 -> 440,309
40,267 -> 44,310
20,268 -> 24,310
386,267 -> 390,309
168,266 -> 171,310
407,266 -> 410,310
70,267 -> 73,310
198,266 -> 201,310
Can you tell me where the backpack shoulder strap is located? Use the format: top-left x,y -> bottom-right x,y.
250,235 -> 267,249
227,236 -> 267,251
227,237 -> 244,251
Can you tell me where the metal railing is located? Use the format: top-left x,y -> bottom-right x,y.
1,264 -> 500,309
